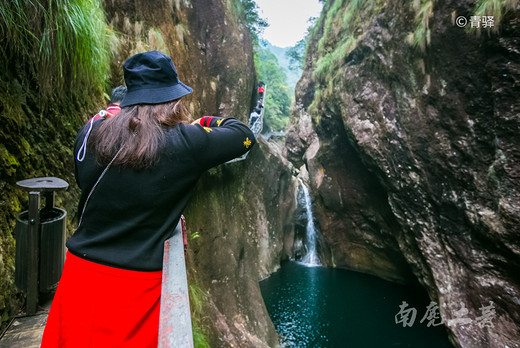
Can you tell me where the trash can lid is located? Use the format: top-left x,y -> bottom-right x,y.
16,177 -> 69,192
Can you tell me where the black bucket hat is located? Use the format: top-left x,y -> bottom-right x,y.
119,51 -> 193,107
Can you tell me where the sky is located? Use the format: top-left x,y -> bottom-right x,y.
254,0 -> 323,48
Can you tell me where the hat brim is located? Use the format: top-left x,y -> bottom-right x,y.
119,81 -> 193,107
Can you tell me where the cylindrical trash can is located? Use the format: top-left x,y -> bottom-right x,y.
14,176 -> 68,315
14,208 -> 67,292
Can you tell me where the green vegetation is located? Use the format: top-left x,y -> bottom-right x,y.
255,47 -> 292,131
474,0 -> 519,29
312,0 -> 364,82
285,14 -> 318,76
0,0 -> 114,332
410,0 -> 434,51
0,83 -> 89,332
287,39 -> 307,72
185,229 -> 209,347
189,283 -> 211,348
409,0 -> 519,50
314,35 -> 357,81
0,0 -> 115,97
230,0 -> 268,45
261,41 -> 301,94
306,0 -> 388,117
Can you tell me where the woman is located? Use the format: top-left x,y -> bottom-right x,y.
41,51 -> 256,347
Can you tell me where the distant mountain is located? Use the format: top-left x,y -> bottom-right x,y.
261,41 -> 302,92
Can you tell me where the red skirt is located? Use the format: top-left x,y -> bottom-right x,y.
41,252 -> 162,348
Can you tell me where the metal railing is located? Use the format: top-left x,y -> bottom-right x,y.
249,108 -> 264,138
261,130 -> 285,141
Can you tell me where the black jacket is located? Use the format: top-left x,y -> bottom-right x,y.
67,116 -> 256,271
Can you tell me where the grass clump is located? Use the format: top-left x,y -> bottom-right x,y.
474,0 -> 519,31
0,0 -> 115,97
410,0 -> 434,51
312,0 -> 366,81
314,35 -> 357,81
409,0 -> 519,49
189,283 -> 211,348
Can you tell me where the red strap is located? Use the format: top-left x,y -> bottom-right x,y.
199,116 -> 214,127
205,116 -> 214,127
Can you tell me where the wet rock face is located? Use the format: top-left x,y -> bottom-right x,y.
287,0 -> 520,347
184,140 -> 294,348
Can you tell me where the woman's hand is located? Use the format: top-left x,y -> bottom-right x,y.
191,118 -> 202,125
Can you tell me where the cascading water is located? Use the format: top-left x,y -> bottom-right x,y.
297,178 -> 320,266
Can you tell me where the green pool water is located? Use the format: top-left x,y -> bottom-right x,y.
260,261 -> 454,348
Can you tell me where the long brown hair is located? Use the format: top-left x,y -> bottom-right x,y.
90,99 -> 190,168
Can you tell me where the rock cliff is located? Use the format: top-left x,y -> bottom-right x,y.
286,0 -> 520,347
184,139 -> 295,347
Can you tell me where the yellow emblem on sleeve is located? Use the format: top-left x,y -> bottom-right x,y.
243,137 -> 252,148
203,127 -> 212,133
216,119 -> 223,127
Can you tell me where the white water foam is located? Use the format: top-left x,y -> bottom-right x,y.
298,178 -> 321,267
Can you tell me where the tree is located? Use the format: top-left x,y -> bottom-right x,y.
287,39 -> 306,71
240,0 -> 268,45
255,47 -> 291,131
286,16 -> 317,71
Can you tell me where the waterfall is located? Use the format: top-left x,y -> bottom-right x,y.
298,179 -> 321,266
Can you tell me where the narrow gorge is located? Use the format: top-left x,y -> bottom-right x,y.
286,0 -> 520,347
0,1 -> 519,347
